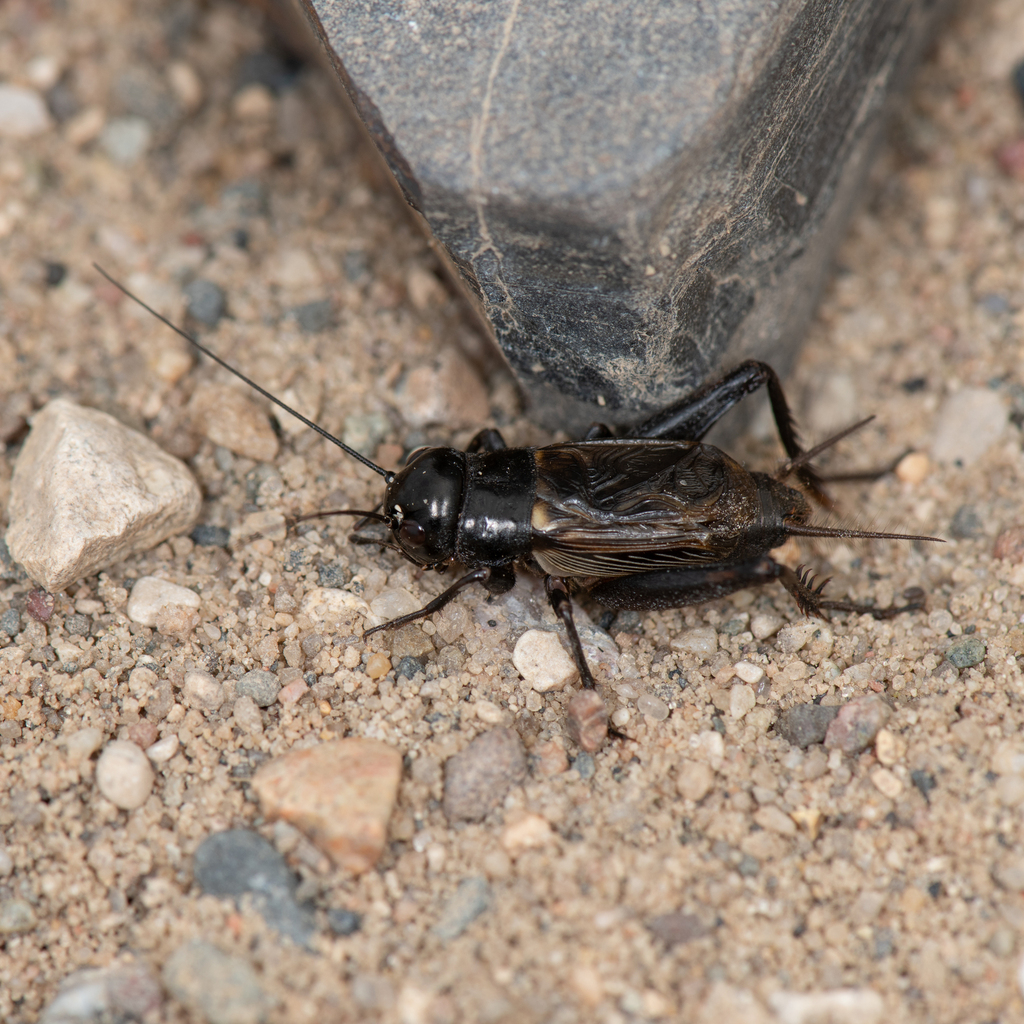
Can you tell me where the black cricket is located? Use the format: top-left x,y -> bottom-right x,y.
96,265 -> 940,750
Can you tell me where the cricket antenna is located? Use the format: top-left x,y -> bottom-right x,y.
93,264 -> 395,483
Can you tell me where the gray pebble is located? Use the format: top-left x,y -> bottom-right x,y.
0,84 -> 52,137
236,669 -> 280,707
191,524 -> 231,548
0,897 -> 36,934
184,278 -> 227,327
443,728 -> 527,823
0,608 -> 20,635
290,299 -> 334,333
99,116 -> 152,164
571,751 -> 596,780
432,877 -> 492,941
64,613 -> 91,636
646,911 -> 708,947
194,829 -> 315,947
327,908 -> 362,936
163,940 -> 272,1024
737,853 -> 760,877
776,703 -> 840,748
40,962 -> 163,1023
395,656 -> 423,679
950,504 -> 982,539
947,637 -> 986,668
317,562 -> 348,588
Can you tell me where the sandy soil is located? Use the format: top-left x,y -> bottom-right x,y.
3,0 -> 1024,1021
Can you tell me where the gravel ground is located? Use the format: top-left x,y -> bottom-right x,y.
3,1 -> 1024,1022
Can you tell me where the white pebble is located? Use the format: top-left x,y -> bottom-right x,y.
733,660 -> 764,685
636,692 -> 669,721
749,613 -> 782,640
769,987 -> 883,1024
145,733 -> 179,764
676,760 -> 715,802
369,587 -> 421,623
127,577 -> 201,627
473,700 -> 505,725
930,387 -> 1007,465
870,767 -> 903,799
611,707 -> 631,727
512,630 -> 577,692
729,683 -> 756,719
614,681 -> 638,699
670,626 -> 718,658
776,620 -> 820,653
181,669 -> 224,711
5,401 -> 201,592
0,84 -> 52,137
62,726 -> 104,764
95,740 -> 154,810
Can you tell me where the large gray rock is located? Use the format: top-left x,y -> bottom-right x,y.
5,399 -> 201,591
302,0 -> 948,432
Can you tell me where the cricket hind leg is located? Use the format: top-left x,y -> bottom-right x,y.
584,557 -> 784,611
624,360 -> 830,508
778,564 -> 926,620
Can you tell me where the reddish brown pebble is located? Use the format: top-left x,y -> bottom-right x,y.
251,738 -> 402,873
365,652 -> 391,679
26,588 -> 54,622
997,139 -> 1024,179
534,737 -> 569,776
443,728 -> 527,823
128,720 -> 159,749
565,689 -> 609,753
994,526 -> 1024,563
823,694 -> 892,754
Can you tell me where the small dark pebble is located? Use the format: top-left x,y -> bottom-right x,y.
45,81 -> 79,122
285,547 -> 307,572
711,715 -> 726,736
874,926 -> 896,959
395,656 -> 423,680
1013,57 -> 1024,107
318,562 -> 349,588
571,751 -> 596,780
236,669 -> 280,707
946,637 -> 986,669
26,589 -> 54,622
191,524 -> 231,548
911,770 -> 937,801
776,703 -> 840,748
184,278 -> 226,327
64,613 -> 92,637
291,299 -> 334,333
979,293 -> 1010,316
232,227 -> 249,249
901,376 -> 927,393
327,908 -> 362,936
343,249 -> 368,281
737,854 -> 760,878
720,617 -> 747,636
928,880 -> 943,899
612,610 -> 642,633
237,50 -> 301,94
432,877 -> 492,941
647,911 -> 708,947
950,505 -> 982,539
194,829 -> 315,947
0,608 -> 20,636
44,261 -> 67,287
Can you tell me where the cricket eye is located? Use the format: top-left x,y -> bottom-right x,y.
400,520 -> 426,547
